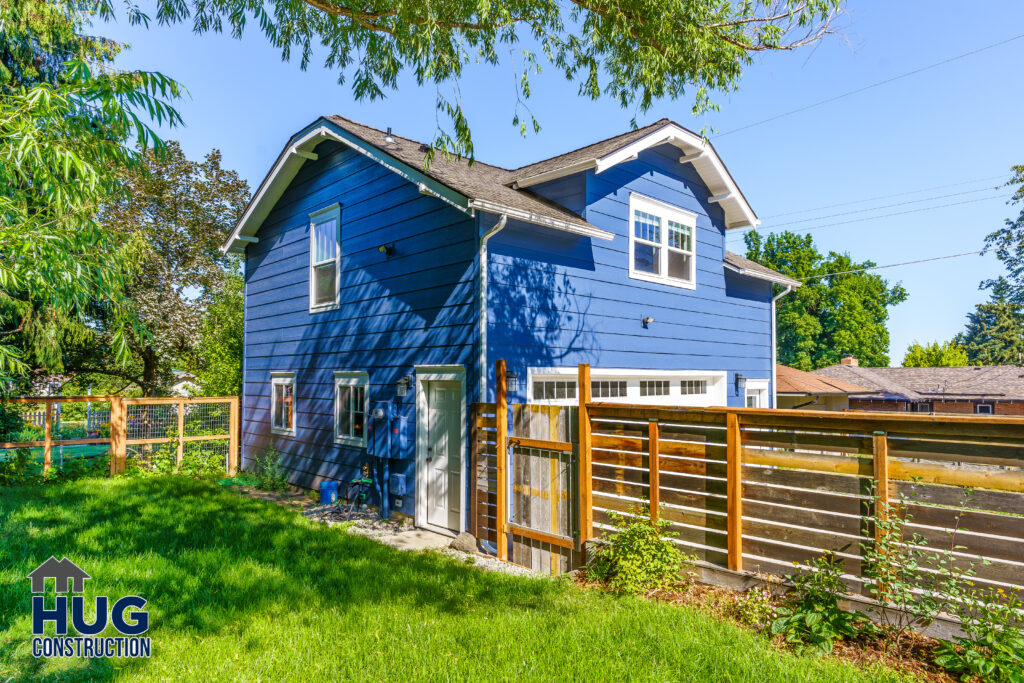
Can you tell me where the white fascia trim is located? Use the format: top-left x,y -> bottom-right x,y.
529,367 -> 726,379
221,122 -> 474,253
467,199 -> 614,241
510,159 -> 597,189
592,124 -> 759,231
724,262 -> 802,288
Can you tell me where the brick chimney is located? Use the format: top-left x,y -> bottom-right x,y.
840,354 -> 859,367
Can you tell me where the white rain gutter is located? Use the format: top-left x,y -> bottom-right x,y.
478,214 -> 508,402
771,285 -> 794,408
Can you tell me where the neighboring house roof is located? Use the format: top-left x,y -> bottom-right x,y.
813,364 -> 1024,401
222,116 -> 763,253
724,252 -> 802,288
776,364 -> 873,396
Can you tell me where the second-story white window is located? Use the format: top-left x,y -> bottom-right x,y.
628,193 -> 697,289
310,204 -> 340,311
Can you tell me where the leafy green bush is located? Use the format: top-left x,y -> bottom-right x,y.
934,586 -> 1024,682
0,448 -> 35,486
771,553 -> 873,656
585,504 -> 694,595
250,448 -> 289,492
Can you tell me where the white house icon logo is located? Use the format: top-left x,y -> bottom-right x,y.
27,556 -> 152,659
27,557 -> 91,594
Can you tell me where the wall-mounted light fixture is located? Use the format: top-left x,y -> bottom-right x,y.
506,371 -> 519,394
377,244 -> 395,257
642,316 -> 655,328
735,373 -> 747,395
396,376 -> 411,397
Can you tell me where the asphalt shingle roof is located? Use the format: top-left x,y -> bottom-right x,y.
776,364 -> 872,396
326,115 -> 595,231
813,364 -> 1024,401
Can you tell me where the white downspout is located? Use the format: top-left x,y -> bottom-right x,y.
771,285 -> 793,408
478,214 -> 508,402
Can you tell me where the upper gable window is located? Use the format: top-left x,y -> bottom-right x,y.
309,204 -> 340,312
628,194 -> 696,289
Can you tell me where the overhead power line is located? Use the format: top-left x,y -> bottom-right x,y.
727,192 -> 1010,241
798,250 -> 984,282
763,174 -> 1007,220
715,32 -> 1024,138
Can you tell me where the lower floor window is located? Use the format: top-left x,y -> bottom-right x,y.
271,373 -> 295,434
592,380 -> 627,398
640,380 -> 670,397
680,379 -> 707,395
533,379 -> 576,401
744,380 -> 770,408
335,372 -> 368,446
976,403 -> 994,415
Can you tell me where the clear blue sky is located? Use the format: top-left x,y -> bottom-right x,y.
98,2 -> 1024,366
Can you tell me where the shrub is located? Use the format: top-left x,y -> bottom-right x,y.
734,586 -> 779,631
585,504 -> 695,595
771,552 -> 873,656
934,586 -> 1024,682
250,448 -> 289,492
0,448 -> 36,486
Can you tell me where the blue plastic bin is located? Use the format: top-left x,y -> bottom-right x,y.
320,481 -> 339,505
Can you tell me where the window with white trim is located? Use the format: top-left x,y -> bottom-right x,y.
628,194 -> 697,288
976,403 -> 994,415
680,379 -> 708,395
744,379 -> 769,408
310,205 -> 340,311
335,372 -> 368,446
271,373 -> 296,435
592,380 -> 627,399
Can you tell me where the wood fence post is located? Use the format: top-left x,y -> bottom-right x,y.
228,396 -> 240,475
648,418 -> 660,522
176,399 -> 185,468
726,411 -> 743,572
577,363 -> 593,546
495,360 -> 509,561
109,397 -> 126,475
43,399 -> 53,475
872,430 -> 890,601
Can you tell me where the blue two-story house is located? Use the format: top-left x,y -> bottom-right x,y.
222,116 -> 799,535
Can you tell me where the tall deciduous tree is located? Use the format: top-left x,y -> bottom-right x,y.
902,341 -> 969,368
984,165 -> 1024,300
145,0 -> 842,157
0,0 -> 182,384
61,142 -> 250,395
188,271 -> 244,397
744,231 -> 908,370
954,277 -> 1024,366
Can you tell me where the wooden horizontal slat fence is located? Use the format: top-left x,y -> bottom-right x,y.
475,361 -> 1024,598
1,396 -> 239,477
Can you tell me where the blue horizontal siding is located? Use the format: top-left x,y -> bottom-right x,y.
486,143 -> 773,406
242,138 -> 477,502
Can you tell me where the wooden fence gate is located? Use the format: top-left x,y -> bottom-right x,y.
472,361 -> 1024,604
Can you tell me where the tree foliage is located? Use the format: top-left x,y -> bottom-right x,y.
187,270 -> 244,397
0,51 -> 182,383
902,340 -> 969,368
145,0 -> 842,158
954,277 -> 1024,366
744,231 -> 908,370
984,165 -> 1024,300
59,142 -> 250,395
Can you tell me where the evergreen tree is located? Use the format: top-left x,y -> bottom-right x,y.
955,278 -> 1024,366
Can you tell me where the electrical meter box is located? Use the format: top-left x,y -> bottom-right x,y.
389,473 -> 407,497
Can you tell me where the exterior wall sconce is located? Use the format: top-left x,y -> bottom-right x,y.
735,373 -> 747,396
641,316 -> 655,328
378,244 -> 395,257
396,376 -> 411,397
506,371 -> 519,394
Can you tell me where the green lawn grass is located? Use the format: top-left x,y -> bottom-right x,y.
0,477 -> 911,682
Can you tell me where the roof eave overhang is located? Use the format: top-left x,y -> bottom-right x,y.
221,120 -> 475,254
468,199 -> 614,241
510,124 -> 760,231
723,263 -> 802,288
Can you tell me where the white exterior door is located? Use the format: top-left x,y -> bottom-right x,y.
424,380 -> 462,532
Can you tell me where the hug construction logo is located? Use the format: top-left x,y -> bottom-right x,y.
27,556 -> 151,659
